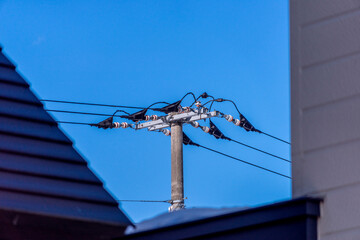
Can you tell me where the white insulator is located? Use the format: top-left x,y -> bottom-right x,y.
195,101 -> 201,107
162,129 -> 171,136
201,126 -> 210,133
151,115 -> 158,121
233,119 -> 241,126
225,114 -> 233,122
121,122 -> 129,128
113,122 -> 121,128
145,115 -> 151,121
191,121 -> 200,128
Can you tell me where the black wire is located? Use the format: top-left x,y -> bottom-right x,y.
190,93 -> 215,107
259,132 -> 291,145
228,138 -> 290,163
202,99 -> 217,107
219,100 -> 291,144
146,101 -> 170,109
112,109 -> 130,116
197,144 -> 291,179
56,121 -> 92,125
180,92 -> 197,103
46,109 -> 125,117
205,99 -> 291,144
41,99 -> 149,110
195,122 -> 290,163
117,199 -> 170,203
56,120 -> 290,178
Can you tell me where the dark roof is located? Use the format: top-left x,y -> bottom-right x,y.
119,197 -> 322,240
0,46 -> 132,239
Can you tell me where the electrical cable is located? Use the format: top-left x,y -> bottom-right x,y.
180,92 -> 197,103
41,99 -> 150,110
203,98 -> 291,144
260,132 -> 291,145
217,99 -> 291,144
228,138 -> 290,163
117,197 -> 187,204
190,92 -> 215,107
117,199 -> 171,203
57,119 -> 290,178
194,120 -> 290,163
182,132 -> 290,179
196,144 -> 291,179
56,121 -> 92,125
146,101 -> 170,109
46,109 -> 125,118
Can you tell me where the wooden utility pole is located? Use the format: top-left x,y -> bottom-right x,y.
134,109 -> 219,212
169,122 -> 184,211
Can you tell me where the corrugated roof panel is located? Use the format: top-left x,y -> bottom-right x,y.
0,82 -> 42,105
0,51 -> 15,68
0,190 -> 131,226
0,99 -> 55,124
0,65 -> 28,86
0,152 -> 100,184
0,46 -> 132,231
0,134 -> 85,163
0,171 -> 117,205
0,116 -> 72,144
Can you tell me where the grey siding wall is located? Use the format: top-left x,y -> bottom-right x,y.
290,0 -> 360,239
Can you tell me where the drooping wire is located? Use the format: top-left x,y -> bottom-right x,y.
112,109 -> 130,116
197,144 -> 291,179
190,92 -> 215,107
180,92 -> 197,103
146,101 -> 170,109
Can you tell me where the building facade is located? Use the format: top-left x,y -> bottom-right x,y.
291,1 -> 360,239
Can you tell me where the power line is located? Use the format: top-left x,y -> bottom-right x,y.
196,144 -> 291,179
194,120 -> 290,163
46,109 -> 125,117
260,132 -> 290,145
42,99 -> 290,144
203,99 -> 291,145
56,119 -> 289,163
228,138 -> 290,163
56,121 -> 92,125
41,99 -> 148,110
117,199 -> 171,203
57,120 -> 290,177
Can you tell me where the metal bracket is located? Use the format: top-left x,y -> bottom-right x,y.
135,110 -> 219,131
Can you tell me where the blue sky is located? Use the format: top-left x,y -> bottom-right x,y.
0,0 -> 290,223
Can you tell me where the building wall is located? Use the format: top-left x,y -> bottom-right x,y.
290,0 -> 360,239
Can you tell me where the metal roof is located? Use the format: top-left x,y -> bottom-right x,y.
0,46 -> 132,239
120,197 -> 322,240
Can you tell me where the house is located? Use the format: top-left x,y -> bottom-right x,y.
120,197 -> 321,240
0,46 -> 132,239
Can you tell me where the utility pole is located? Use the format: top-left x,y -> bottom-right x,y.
133,108 -> 219,212
170,122 -> 184,211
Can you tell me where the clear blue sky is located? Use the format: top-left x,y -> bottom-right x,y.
0,0 -> 290,223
